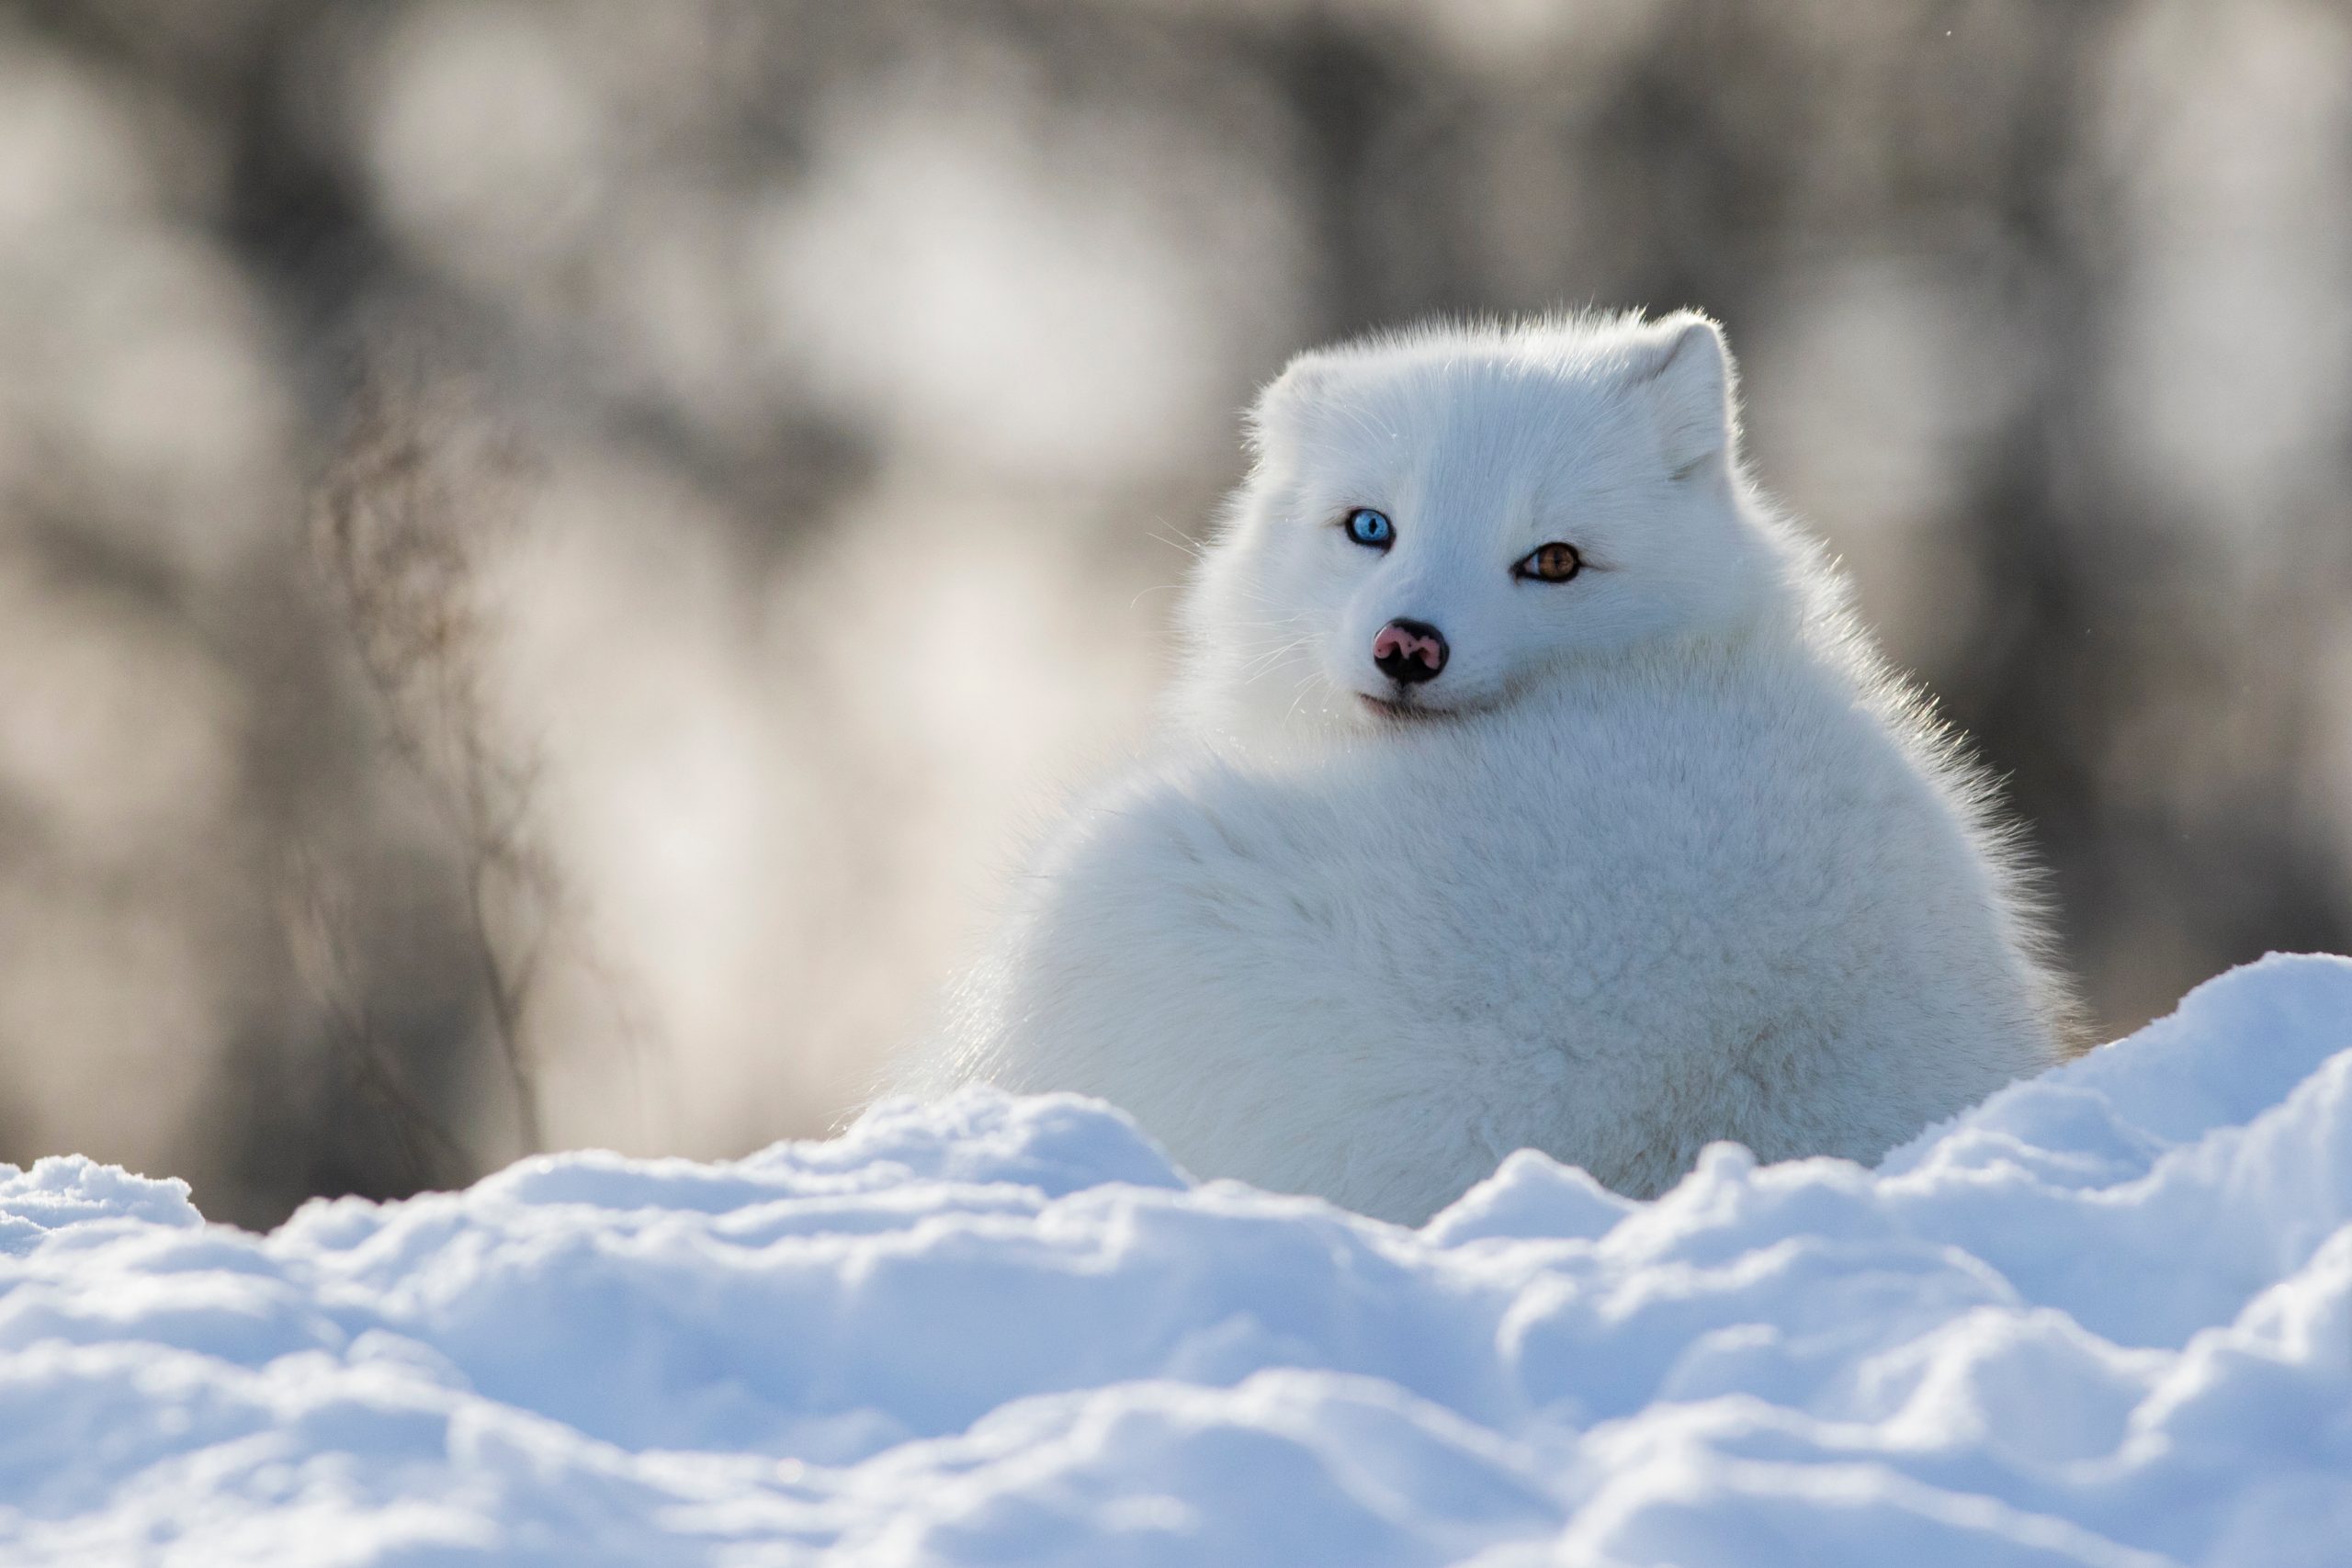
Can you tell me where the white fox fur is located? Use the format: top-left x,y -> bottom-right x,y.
897,310 -> 2075,1224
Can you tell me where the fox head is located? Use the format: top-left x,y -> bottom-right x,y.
1175,310 -> 1788,749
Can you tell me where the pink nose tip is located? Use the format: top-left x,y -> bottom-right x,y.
1371,618 -> 1448,684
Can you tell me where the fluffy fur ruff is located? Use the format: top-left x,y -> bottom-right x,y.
894,310 -> 2076,1224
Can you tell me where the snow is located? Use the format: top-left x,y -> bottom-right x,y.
3,956 -> 2349,1565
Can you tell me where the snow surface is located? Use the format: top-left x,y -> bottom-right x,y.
3,956 -> 2350,1566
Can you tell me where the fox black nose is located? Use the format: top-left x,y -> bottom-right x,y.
1372,618 -> 1448,684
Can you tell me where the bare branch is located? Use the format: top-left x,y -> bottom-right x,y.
312,366 -> 551,1156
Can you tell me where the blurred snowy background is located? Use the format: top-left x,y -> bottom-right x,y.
0,0 -> 2346,1226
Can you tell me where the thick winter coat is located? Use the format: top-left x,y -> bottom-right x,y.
899,311 -> 2074,1223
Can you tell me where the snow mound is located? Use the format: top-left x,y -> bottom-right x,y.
2,956 -> 2349,1565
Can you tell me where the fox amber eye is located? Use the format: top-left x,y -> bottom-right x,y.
1343,507 -> 1395,549
1515,542 -> 1582,582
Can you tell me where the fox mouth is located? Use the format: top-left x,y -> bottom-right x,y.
1358,692 -> 1452,723
1358,683 -> 1519,726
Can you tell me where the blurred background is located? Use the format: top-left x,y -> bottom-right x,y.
2,0 -> 2347,1227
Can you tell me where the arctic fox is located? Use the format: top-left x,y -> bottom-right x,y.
899,310 -> 2075,1224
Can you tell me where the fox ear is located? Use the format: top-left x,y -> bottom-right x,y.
1621,311 -> 1736,476
1244,351 -> 1332,456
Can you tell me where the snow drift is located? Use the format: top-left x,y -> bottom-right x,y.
2,955 -> 2348,1566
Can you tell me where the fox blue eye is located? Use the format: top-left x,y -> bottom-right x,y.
1344,507 -> 1394,548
